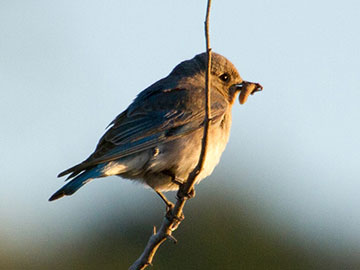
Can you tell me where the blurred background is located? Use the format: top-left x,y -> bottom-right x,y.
1,1 -> 360,269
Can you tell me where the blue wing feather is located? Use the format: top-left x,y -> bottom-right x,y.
58,86 -> 228,179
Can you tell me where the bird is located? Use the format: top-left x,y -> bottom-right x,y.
49,52 -> 262,206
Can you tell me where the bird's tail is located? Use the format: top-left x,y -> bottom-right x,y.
49,165 -> 104,201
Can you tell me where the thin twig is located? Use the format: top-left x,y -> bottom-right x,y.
129,1 -> 212,269
180,0 -> 212,196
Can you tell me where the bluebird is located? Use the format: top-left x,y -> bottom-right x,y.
49,52 -> 262,205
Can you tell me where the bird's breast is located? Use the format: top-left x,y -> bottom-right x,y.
199,111 -> 232,180
142,110 -> 232,191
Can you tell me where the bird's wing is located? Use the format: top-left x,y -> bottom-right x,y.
58,86 -> 228,178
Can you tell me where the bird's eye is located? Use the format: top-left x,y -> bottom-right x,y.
219,73 -> 230,82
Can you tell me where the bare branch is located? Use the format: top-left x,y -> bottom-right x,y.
129,1 -> 212,269
180,0 -> 212,197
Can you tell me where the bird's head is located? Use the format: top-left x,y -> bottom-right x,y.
206,52 -> 263,105
172,52 -> 262,105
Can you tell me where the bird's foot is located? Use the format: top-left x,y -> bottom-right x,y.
176,185 -> 196,200
155,191 -> 184,224
156,191 -> 174,212
166,208 -> 185,224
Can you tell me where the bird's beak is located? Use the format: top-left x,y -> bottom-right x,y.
236,81 -> 263,104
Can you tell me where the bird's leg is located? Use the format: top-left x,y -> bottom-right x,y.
162,169 -> 184,186
156,191 -> 184,223
156,191 -> 174,211
162,170 -> 196,199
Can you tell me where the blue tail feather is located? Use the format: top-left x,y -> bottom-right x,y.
49,165 -> 104,201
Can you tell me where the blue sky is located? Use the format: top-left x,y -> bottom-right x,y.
1,0 -> 360,257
